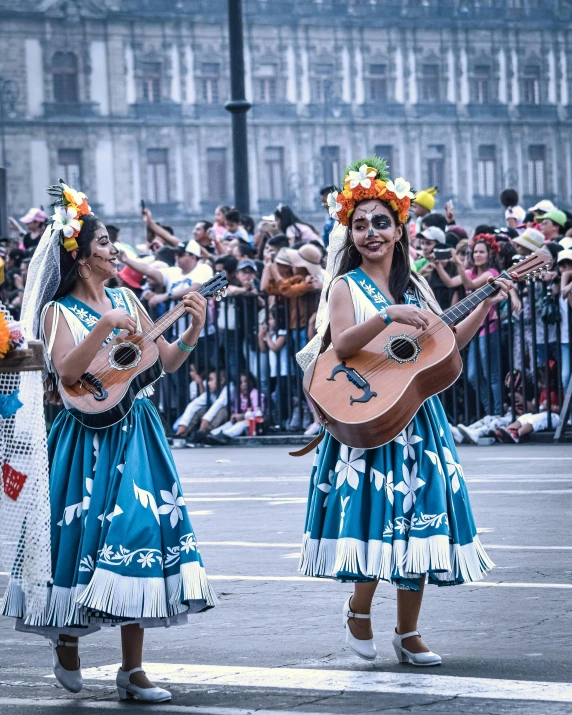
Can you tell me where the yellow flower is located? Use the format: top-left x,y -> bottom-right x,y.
62,236 -> 79,252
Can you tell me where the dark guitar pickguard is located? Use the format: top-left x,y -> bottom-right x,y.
327,361 -> 377,406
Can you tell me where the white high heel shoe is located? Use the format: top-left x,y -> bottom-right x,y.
50,638 -> 83,693
392,629 -> 441,666
116,667 -> 172,702
342,597 -> 377,661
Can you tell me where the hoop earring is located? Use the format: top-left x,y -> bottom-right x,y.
78,263 -> 92,280
347,243 -> 358,260
395,240 -> 404,252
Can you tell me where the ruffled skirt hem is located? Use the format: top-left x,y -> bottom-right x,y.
298,532 -> 494,589
1,561 -> 216,636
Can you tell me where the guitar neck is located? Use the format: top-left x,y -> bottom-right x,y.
441,271 -> 509,326
146,286 -> 209,341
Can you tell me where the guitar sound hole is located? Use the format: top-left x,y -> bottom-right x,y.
114,346 -> 138,367
390,338 -> 416,360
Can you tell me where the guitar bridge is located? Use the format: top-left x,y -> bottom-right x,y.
327,361 -> 377,406
79,372 -> 108,402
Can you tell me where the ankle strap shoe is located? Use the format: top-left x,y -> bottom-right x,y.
343,597 -> 377,661
50,638 -> 83,693
116,666 -> 172,702
392,629 -> 441,666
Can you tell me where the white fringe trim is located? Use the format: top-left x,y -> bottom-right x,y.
0,578 -> 49,626
299,532 -> 494,585
2,563 -> 216,627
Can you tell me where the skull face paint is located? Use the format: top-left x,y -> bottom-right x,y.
370,214 -> 392,231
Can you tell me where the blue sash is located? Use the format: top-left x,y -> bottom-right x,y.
345,267 -> 418,309
57,287 -> 130,345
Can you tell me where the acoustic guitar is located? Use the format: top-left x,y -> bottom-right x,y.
306,253 -> 552,450
59,272 -> 228,429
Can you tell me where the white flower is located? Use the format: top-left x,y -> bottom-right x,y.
317,469 -> 335,506
180,534 -> 197,554
395,422 -> 423,461
347,164 -> 377,190
327,191 -> 343,220
443,447 -> 463,494
99,544 -> 114,561
138,552 -> 155,568
370,468 -> 385,491
386,178 -> 414,200
61,182 -> 87,207
394,462 -> 425,514
158,482 -> 185,528
335,445 -> 366,489
51,205 -> 81,239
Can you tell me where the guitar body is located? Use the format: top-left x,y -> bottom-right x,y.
57,271 -> 228,430
309,310 -> 462,450
60,331 -> 163,429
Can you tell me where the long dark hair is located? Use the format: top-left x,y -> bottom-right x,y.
332,200 -> 411,303
274,205 -> 318,240
45,214 -> 102,402
467,233 -> 500,273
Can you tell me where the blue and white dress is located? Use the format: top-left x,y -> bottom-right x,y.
299,268 -> 494,590
5,286 -> 215,637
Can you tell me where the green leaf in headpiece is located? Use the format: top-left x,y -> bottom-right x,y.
344,155 -> 391,182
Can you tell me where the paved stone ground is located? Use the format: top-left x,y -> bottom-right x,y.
1,443 -> 571,714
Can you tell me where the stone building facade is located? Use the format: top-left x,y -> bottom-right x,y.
0,0 -> 571,240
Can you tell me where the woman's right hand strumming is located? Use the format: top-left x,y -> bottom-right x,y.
102,308 -> 137,334
386,304 -> 430,330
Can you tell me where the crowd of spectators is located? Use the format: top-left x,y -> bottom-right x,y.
4,184 -> 572,445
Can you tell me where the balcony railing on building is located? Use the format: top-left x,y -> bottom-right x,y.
43,102 -> 100,118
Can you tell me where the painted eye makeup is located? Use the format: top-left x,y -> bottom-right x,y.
371,214 -> 391,231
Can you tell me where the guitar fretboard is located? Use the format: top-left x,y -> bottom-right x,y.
441,271 -> 509,326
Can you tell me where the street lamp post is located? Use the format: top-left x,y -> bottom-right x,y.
225,0 -> 252,215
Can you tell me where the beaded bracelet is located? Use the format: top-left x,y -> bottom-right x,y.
177,337 -> 196,353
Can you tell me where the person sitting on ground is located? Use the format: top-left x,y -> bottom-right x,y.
173,370 -> 229,438
274,204 -> 322,245
222,209 -> 250,244
205,373 -> 263,445
496,361 -> 561,443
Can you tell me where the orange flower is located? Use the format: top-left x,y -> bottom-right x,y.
76,198 -> 91,216
0,313 -> 11,358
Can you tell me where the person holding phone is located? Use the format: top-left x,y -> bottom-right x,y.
412,227 -> 458,309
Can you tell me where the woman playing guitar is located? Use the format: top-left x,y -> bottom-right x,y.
3,182 -> 216,702
299,158 -> 512,665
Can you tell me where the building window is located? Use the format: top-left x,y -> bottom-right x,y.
201,63 -> 220,104
320,146 -> 340,186
522,65 -> 540,104
368,64 -> 388,102
473,65 -> 491,104
477,145 -> 496,196
262,147 -> 285,200
207,148 -> 227,202
257,78 -> 277,104
528,145 -> 546,196
312,63 -> 334,103
426,145 -> 445,190
53,52 -> 79,103
420,64 -> 440,102
147,149 -> 169,204
374,145 -> 394,172
141,62 -> 162,103
57,149 -> 82,188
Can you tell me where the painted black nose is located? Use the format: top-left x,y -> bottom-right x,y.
367,229 -> 375,238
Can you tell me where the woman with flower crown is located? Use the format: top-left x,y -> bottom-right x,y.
298,157 -> 512,665
1,181 -> 215,702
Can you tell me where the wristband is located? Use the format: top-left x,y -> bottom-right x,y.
378,307 -> 393,325
177,337 -> 196,353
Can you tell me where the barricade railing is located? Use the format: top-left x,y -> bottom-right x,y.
45,282 -> 571,438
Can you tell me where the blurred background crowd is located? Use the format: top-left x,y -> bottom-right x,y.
3,183 -> 572,446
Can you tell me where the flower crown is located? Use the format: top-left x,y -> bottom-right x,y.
470,233 -> 500,255
46,179 -> 93,252
327,156 -> 414,226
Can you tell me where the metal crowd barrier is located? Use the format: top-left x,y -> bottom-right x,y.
45,283 -> 570,438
